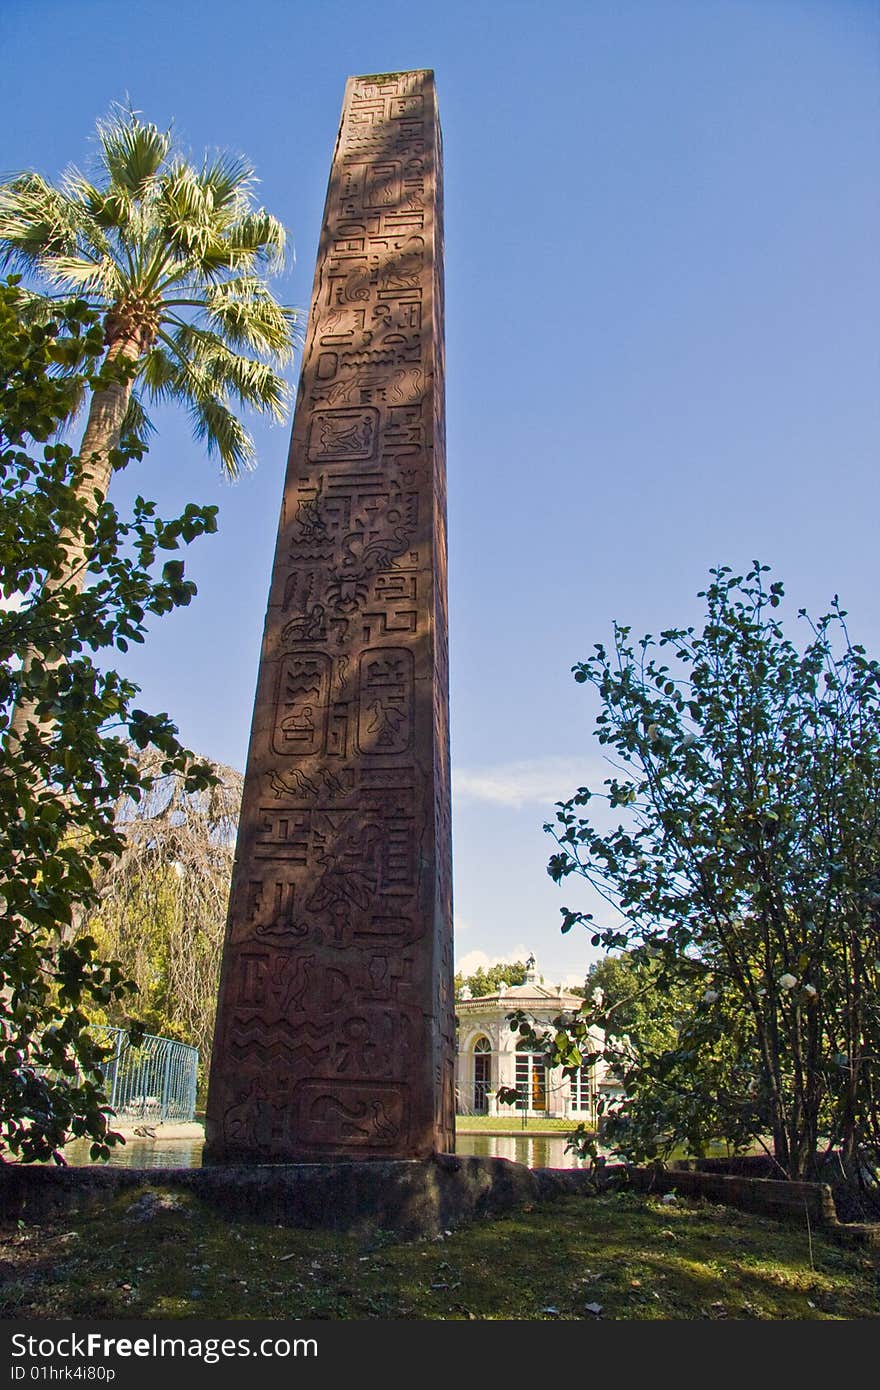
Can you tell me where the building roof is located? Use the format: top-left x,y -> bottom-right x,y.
456,981 -> 583,1011
456,955 -> 583,1013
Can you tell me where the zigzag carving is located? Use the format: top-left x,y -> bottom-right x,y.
230,1016 -> 331,1045
228,1037 -> 330,1068
285,543 -> 335,563
339,350 -> 398,369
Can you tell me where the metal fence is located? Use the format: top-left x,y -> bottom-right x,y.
93,1026 -> 198,1123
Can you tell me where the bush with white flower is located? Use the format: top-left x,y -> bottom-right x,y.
542,563 -> 880,1183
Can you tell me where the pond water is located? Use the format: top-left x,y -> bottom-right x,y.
58,1130 -> 598,1170
455,1133 -> 594,1168
60,1136 -> 205,1169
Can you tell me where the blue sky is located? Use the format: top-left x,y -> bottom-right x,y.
4,0 -> 878,985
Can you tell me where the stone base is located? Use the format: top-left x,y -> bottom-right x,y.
0,1155 -> 587,1241
4,1157 -> 862,1244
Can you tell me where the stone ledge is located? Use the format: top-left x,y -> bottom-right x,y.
3,1155 -> 878,1246
621,1163 -> 839,1226
1,1155 -> 548,1240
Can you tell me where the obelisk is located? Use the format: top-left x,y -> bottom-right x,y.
203,71 -> 454,1163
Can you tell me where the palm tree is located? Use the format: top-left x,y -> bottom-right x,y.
0,106 -> 299,737
0,105 -> 298,560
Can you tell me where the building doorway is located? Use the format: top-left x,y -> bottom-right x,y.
515,1049 -> 547,1112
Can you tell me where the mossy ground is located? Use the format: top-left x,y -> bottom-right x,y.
1,1188 -> 877,1320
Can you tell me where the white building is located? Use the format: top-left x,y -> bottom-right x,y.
454,955 -> 609,1123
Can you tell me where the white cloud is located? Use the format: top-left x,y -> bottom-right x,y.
453,948 -> 586,991
454,945 -> 532,976
452,755 -> 602,810
560,971 -> 587,990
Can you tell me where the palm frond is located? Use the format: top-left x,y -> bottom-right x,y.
95,107 -> 171,196
193,395 -> 254,477
156,162 -> 219,262
3,285 -> 61,325
0,174 -> 79,268
120,387 -> 156,451
200,153 -> 255,211
62,173 -> 111,215
191,209 -> 287,278
139,345 -> 179,399
185,375 -> 255,479
62,170 -> 137,242
205,349 -> 290,421
224,209 -> 287,268
199,276 -> 299,358
154,332 -> 258,477
39,253 -> 117,299
160,322 -> 290,422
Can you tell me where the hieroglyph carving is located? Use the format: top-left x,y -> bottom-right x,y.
204,71 -> 453,1163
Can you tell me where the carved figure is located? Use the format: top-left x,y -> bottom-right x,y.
365,698 -> 406,746
271,768 -> 318,799
318,413 -> 373,456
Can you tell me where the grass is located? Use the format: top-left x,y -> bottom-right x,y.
455,1116 -> 577,1132
1,1186 -> 877,1321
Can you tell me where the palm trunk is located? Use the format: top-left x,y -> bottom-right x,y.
9,332 -> 139,743
58,334 -> 140,584
7,331 -> 141,948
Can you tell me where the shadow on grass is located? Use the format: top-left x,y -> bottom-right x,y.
1,1187 -> 876,1321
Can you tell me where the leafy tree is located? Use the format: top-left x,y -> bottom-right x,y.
0,106 -> 298,735
0,280 -> 217,1162
82,744 -> 242,1088
540,564 -> 880,1181
578,951 -> 764,1164
454,960 -> 527,1001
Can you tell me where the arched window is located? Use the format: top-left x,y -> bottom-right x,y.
473,1037 -> 491,1114
515,1045 -> 547,1112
